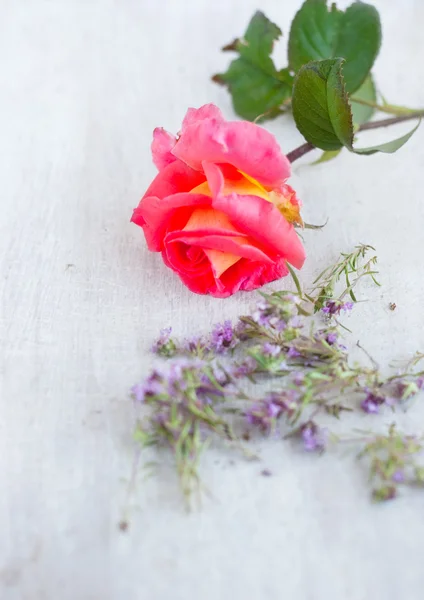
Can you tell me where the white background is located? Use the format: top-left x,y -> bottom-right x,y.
1,1 -> 424,598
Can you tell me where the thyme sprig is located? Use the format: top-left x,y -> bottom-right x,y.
130,245 -> 423,507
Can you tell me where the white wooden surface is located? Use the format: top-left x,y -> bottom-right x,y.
1,1 -> 424,598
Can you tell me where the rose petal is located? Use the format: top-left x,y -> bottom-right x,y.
162,248 -> 217,295
132,192 -> 212,251
181,104 -> 224,130
163,240 -> 211,277
151,128 -> 178,171
166,229 -> 272,260
173,116 -> 291,188
169,256 -> 290,298
182,207 -> 239,233
140,159 -> 206,203
203,249 -> 241,278
193,162 -> 271,202
213,192 -> 305,269
201,163 -> 305,268
219,257 -> 290,295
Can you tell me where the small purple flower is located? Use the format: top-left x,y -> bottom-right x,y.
131,370 -> 164,402
288,316 -> 303,330
274,319 -> 287,332
167,358 -> 204,393
252,303 -> 272,327
361,397 -> 379,414
168,363 -> 185,391
361,392 -> 385,414
211,320 -> 236,353
389,377 -> 423,402
151,327 -> 177,357
231,357 -> 257,378
287,346 -> 301,359
256,300 -> 269,311
131,383 -> 146,402
245,405 -> 264,428
262,343 -> 281,357
151,327 -> 171,351
267,401 -> 281,418
322,300 -> 354,316
292,371 -> 305,386
183,335 -> 210,355
245,395 -> 288,433
204,363 -> 229,386
392,470 -> 405,483
235,320 -> 249,340
301,422 -> 327,452
326,332 -> 338,345
277,359 -> 288,371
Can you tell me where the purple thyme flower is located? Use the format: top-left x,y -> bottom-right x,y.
167,358 -> 205,394
201,363 -> 228,387
387,377 -> 424,403
168,363 -> 185,389
287,346 -> 301,359
152,327 -> 171,349
262,343 -> 281,357
151,327 -> 171,352
246,392 -> 299,433
183,335 -> 210,355
392,470 -> 405,483
252,296 -> 299,331
360,391 -> 385,414
131,383 -> 146,403
275,319 -> 287,332
301,422 -> 328,453
288,316 -> 303,330
326,332 -> 338,345
292,371 -> 305,386
210,320 -> 236,353
275,359 -> 288,373
246,395 -> 286,433
235,319 -> 249,340
245,404 -> 265,428
322,300 -> 354,316
151,327 -> 177,357
267,401 -> 281,418
131,370 -> 164,402
252,300 -> 272,327
231,357 -> 257,378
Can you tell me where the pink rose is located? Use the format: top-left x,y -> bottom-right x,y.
131,104 -> 305,298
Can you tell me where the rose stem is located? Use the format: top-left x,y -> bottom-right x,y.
286,111 -> 424,163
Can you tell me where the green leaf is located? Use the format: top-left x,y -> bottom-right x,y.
312,149 -> 342,164
213,11 -> 293,121
292,58 -> 421,154
292,58 -> 353,151
351,75 -> 376,126
353,120 -> 421,155
288,0 -> 381,94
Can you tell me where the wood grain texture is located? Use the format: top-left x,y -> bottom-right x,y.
1,1 -> 424,598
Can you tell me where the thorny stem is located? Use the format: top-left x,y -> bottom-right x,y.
286,142 -> 315,163
287,111 -> 424,163
350,97 -> 424,118
359,112 -> 424,131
